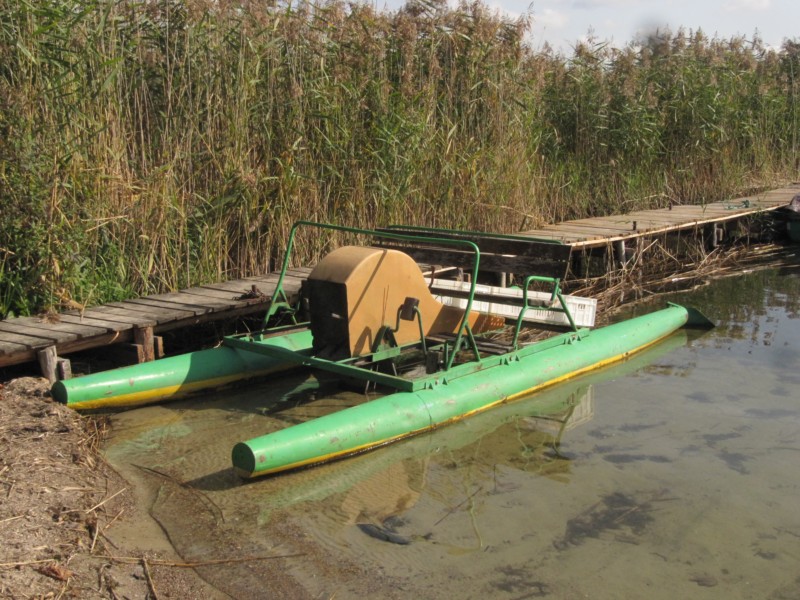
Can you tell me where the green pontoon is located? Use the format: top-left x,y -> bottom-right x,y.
53,222 -> 713,476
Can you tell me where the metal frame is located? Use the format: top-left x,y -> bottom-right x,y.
223,221 -> 582,392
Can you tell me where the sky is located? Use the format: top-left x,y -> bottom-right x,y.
380,0 -> 799,53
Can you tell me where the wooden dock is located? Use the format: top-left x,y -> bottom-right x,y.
1,184 -> 797,378
0,268 -> 310,375
519,184 -> 800,247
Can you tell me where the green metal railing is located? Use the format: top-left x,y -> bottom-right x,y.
511,276 -> 577,349
262,221 -> 486,370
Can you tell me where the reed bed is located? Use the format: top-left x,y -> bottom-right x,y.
1,0 -> 798,317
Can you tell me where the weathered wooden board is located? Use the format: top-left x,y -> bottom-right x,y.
201,279 -> 276,293
141,293 -> 236,309
83,307 -> 160,327
538,228 -> 611,240
181,286 -> 259,301
0,328 -> 53,351
250,273 -> 307,288
0,339 -> 37,357
58,313 -> 134,332
542,224 -> 631,237
13,316 -> 112,337
0,322 -> 74,345
560,220 -> 645,232
205,277 -> 303,297
123,297 -> 221,316
517,235 -> 575,245
104,301 -> 196,323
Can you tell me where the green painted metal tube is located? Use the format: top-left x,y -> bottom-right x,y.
51,330 -> 313,410
232,304 -> 710,477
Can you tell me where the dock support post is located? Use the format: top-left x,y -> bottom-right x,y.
614,240 -> 626,269
713,224 -> 724,248
38,346 -> 57,383
37,346 -> 72,383
133,326 -> 156,362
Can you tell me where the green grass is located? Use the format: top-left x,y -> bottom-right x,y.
1,0 -> 798,317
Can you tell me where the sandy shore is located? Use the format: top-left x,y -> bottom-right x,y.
0,376 -> 222,599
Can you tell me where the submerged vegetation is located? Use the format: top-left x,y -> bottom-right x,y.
1,0 -> 798,316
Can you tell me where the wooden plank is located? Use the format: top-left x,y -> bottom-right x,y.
623,209 -> 750,225
181,286 -> 256,301
0,322 -> 75,345
571,214 -> 686,227
147,303 -> 282,333
660,207 -> 736,217
11,316 -> 111,337
663,212 -> 734,223
58,313 -> 133,332
542,232 -> 611,243
0,340 -> 32,358
84,306 -> 159,327
546,223 -> 638,236
541,226 -> 610,239
204,275 -> 302,295
626,208 -> 702,218
104,301 -> 195,322
201,279 -> 273,293
572,220 -> 679,234
630,222 -> 696,230
146,291 -> 247,310
725,197 -> 784,205
123,297 -> 217,316
669,212 -> 768,225
249,274 -> 305,289
516,231 -> 577,242
136,294 -> 268,315
0,329 -> 52,351
566,217 -> 715,233
562,218 -> 641,231
615,212 -> 693,224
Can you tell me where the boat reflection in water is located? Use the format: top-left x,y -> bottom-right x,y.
246,330 -> 690,530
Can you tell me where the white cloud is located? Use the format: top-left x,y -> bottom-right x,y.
535,8 -> 569,29
484,1 -> 523,20
725,0 -> 771,10
571,0 -> 639,9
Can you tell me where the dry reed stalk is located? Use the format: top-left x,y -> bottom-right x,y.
95,553 -> 306,567
142,558 -> 159,600
571,241 -> 794,315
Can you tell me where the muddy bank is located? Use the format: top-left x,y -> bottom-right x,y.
0,377 -> 224,599
0,376 -> 398,600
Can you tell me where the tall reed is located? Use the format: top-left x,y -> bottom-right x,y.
0,0 -> 797,317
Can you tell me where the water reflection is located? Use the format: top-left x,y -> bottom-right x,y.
100,265 -> 800,599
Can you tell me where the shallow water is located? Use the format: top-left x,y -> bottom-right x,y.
103,263 -> 800,599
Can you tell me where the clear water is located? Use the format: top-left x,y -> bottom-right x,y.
103,263 -> 800,599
